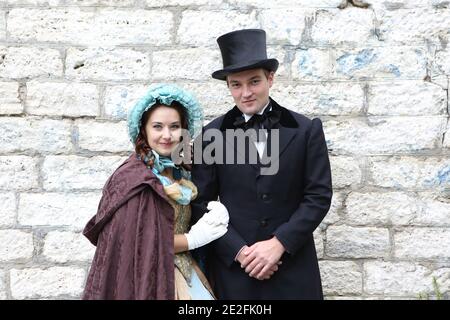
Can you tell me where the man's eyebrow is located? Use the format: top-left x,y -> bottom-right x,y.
229,76 -> 261,83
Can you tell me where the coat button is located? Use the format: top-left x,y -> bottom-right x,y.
260,219 -> 268,227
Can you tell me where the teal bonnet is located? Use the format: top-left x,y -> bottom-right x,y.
127,84 -> 204,145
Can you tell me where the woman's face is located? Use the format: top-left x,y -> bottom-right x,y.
144,105 -> 182,157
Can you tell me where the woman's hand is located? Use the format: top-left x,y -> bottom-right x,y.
184,201 -> 229,250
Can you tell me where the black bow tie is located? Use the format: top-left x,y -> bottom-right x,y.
233,105 -> 281,131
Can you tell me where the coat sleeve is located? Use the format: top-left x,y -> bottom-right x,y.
191,132 -> 247,268
273,118 -> 332,255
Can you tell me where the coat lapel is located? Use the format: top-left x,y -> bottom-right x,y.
256,125 -> 297,177
276,125 -> 298,158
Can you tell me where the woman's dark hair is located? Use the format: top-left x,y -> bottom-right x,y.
135,100 -> 189,168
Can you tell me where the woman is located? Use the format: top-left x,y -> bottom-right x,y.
82,84 -> 228,300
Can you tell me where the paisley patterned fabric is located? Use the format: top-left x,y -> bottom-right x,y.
83,154 -> 175,300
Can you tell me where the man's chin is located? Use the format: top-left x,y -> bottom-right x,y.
238,104 -> 258,114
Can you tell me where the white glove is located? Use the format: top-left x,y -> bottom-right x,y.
202,201 -> 229,226
185,201 -> 229,250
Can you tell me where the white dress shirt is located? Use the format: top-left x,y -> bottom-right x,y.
243,101 -> 270,159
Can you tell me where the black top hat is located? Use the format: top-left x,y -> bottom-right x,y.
212,29 -> 279,81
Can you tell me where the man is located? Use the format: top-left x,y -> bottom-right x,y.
191,29 -> 332,299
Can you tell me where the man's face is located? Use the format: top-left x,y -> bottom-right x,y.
227,68 -> 274,115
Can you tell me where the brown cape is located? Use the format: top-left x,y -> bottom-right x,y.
82,154 -> 175,300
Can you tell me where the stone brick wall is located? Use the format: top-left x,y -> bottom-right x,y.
0,0 -> 449,299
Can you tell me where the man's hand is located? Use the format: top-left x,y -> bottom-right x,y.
237,245 -> 281,280
239,237 -> 285,280
236,245 -> 250,265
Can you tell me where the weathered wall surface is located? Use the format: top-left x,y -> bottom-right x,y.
0,0 -> 449,299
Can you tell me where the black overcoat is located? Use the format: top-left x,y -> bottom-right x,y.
191,97 -> 332,299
